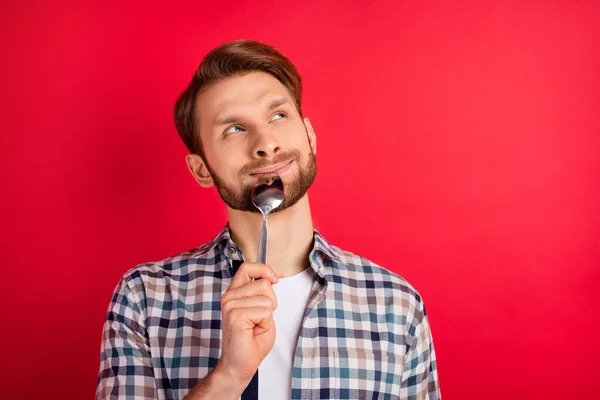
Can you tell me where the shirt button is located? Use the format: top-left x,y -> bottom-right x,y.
229,247 -> 237,254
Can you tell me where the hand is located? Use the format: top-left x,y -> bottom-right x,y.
216,262 -> 279,386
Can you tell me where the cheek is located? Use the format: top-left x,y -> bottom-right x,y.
289,128 -> 311,149
225,160 -> 246,179
207,153 -> 241,180
299,138 -> 315,155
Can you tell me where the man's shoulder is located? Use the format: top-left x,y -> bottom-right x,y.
330,245 -> 425,307
120,246 -> 212,287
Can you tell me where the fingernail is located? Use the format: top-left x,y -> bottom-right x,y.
271,273 -> 278,282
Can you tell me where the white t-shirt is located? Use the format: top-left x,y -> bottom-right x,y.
258,266 -> 316,399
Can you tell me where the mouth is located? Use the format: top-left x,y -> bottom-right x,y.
250,160 -> 293,177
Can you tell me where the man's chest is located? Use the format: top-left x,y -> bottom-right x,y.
143,283 -> 407,399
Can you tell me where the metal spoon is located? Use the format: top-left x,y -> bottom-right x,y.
251,175 -> 284,264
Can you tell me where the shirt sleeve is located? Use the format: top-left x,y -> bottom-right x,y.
95,276 -> 157,399
399,300 -> 441,399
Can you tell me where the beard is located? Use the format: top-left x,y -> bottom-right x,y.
206,149 -> 317,214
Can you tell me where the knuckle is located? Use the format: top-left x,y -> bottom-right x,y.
221,300 -> 232,313
220,291 -> 232,304
227,308 -> 241,323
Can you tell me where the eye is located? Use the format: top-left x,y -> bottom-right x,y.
271,112 -> 286,121
225,125 -> 245,135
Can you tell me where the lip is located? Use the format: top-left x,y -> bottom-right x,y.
250,160 -> 293,176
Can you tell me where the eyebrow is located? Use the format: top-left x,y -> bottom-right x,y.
265,97 -> 290,111
213,97 -> 291,127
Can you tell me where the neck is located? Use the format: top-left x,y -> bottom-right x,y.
227,195 -> 314,278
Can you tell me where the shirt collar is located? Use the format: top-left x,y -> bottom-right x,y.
193,223 -> 343,266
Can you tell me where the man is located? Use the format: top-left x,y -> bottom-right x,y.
96,39 -> 440,399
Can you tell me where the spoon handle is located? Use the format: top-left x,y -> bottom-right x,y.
257,214 -> 268,264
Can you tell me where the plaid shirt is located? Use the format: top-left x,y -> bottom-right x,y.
96,224 -> 440,399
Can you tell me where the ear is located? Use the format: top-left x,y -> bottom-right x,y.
185,153 -> 215,188
304,117 -> 317,155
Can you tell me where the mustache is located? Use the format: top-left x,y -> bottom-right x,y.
238,150 -> 302,177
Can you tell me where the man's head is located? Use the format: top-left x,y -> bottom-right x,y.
174,40 -> 317,213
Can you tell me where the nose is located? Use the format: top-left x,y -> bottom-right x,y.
251,126 -> 281,158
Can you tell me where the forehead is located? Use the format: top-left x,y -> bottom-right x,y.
195,71 -> 292,125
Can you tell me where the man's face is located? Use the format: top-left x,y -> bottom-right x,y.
191,71 -> 317,213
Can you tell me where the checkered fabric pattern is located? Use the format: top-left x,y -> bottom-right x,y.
96,224 -> 441,399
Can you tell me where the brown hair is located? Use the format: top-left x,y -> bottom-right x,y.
174,40 -> 303,158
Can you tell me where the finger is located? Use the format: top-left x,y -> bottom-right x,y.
221,295 -> 277,314
229,262 -> 278,289
222,279 -> 278,309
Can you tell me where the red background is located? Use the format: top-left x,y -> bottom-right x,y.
1,1 -> 599,399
